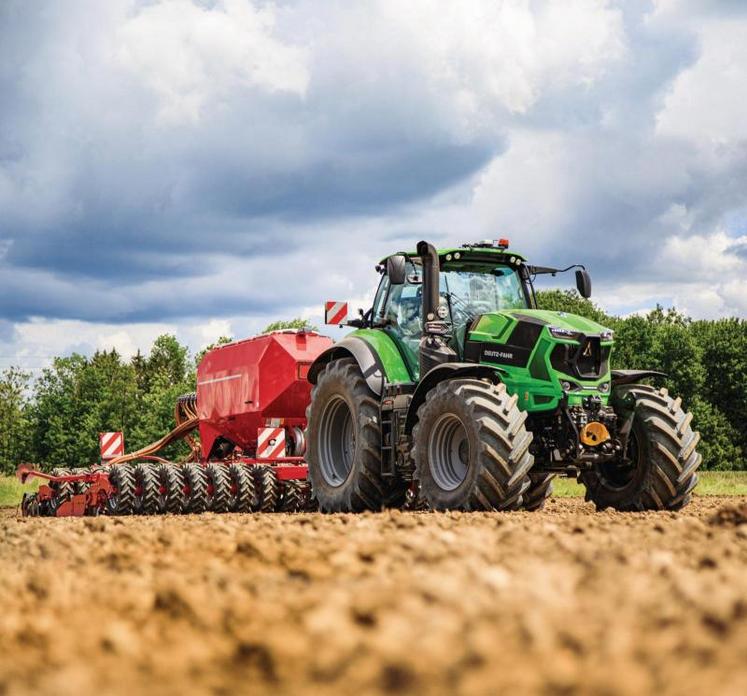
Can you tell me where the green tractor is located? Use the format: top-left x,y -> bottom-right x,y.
306,239 -> 701,513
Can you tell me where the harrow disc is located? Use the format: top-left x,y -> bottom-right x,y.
21,492 -> 41,517
183,463 -> 208,513
253,465 -> 279,512
132,462 -> 160,515
226,463 -> 256,513
155,463 -> 186,514
106,463 -> 136,515
205,462 -> 231,513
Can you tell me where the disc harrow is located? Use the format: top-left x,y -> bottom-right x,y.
20,460 -> 317,517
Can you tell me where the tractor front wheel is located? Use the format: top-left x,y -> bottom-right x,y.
412,379 -> 533,511
581,385 -> 701,511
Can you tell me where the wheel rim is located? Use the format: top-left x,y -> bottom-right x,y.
318,395 -> 355,486
428,413 -> 470,491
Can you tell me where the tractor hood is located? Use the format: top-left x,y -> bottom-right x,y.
501,309 -> 612,336
465,308 -> 614,397
467,309 -> 613,343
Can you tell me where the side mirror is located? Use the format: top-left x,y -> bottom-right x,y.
386,255 -> 407,285
575,269 -> 592,299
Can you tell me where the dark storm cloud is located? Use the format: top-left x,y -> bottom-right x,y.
1,0 -> 746,326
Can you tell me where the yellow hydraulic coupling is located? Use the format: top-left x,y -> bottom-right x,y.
580,421 -> 611,447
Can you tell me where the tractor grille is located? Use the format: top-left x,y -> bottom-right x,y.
550,337 -> 610,379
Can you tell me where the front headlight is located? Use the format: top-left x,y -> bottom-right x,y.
549,326 -> 582,341
600,330 -> 614,341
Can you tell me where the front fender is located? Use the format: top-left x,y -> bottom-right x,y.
308,330 -> 413,395
404,363 -> 505,434
611,369 -> 667,387
308,336 -> 386,395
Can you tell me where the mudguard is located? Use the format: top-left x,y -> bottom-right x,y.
308,336 -> 388,395
404,362 -> 506,434
611,369 -> 667,386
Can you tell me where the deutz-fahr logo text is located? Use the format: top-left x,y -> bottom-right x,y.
483,348 -> 514,361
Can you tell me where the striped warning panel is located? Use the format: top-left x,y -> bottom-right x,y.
100,432 -> 124,460
325,301 -> 348,325
257,427 -> 286,459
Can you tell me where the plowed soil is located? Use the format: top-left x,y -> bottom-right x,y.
2,497 -> 747,696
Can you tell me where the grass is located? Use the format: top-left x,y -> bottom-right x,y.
0,475 -> 40,508
0,471 -> 745,509
553,470 -> 747,497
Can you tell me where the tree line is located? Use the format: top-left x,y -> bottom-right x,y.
0,303 -> 744,475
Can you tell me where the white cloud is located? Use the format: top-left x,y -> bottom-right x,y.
116,0 -> 309,124
2,0 -> 747,375
656,18 -> 747,147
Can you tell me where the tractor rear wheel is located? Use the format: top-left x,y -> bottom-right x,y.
226,463 -> 256,512
106,464 -> 136,515
205,462 -> 231,513
183,463 -> 208,513
581,385 -> 701,511
307,358 -> 404,512
412,379 -> 533,511
132,462 -> 160,515
523,473 -> 555,511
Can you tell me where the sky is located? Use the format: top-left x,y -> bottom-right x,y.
1,0 -> 747,372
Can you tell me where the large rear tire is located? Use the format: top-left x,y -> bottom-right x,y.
581,385 -> 701,511
412,379 -> 533,511
307,358 -> 404,512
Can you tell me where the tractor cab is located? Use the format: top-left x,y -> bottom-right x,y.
371,241 -> 531,375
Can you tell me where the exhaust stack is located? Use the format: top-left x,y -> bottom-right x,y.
417,240 -> 457,376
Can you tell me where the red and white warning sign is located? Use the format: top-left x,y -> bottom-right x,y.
99,432 -> 124,460
324,300 -> 348,325
257,427 -> 286,459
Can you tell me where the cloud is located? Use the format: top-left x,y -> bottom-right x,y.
1,0 -> 747,367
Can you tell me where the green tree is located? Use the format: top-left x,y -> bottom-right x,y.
690,397 -> 745,471
195,335 -> 233,367
0,367 -> 33,475
691,318 -> 747,452
535,289 -> 613,325
262,317 -> 318,333
29,351 -> 139,469
127,334 -> 195,459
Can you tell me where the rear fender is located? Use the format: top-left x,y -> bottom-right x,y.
404,363 -> 505,434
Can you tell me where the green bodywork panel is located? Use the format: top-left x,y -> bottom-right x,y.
468,309 -> 613,412
351,329 -> 414,383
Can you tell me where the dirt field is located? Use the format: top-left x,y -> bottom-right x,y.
2,498 -> 747,696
